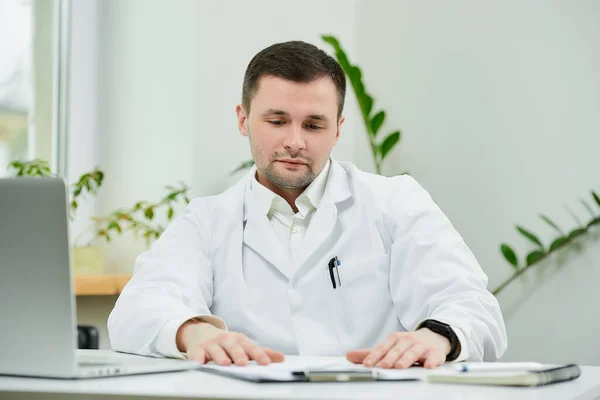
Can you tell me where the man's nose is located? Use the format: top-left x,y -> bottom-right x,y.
283,124 -> 306,155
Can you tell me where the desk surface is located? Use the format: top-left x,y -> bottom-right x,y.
1,357 -> 599,400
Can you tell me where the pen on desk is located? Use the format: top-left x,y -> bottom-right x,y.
453,362 -> 544,373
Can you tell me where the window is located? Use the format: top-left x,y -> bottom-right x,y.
0,0 -> 69,177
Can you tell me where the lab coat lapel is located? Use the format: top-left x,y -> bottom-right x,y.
242,174 -> 293,280
295,160 -> 352,271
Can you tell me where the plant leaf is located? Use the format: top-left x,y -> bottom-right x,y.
526,250 -> 545,266
107,221 -> 118,230
568,228 -> 587,239
516,226 -> 544,249
539,214 -> 563,234
322,35 -> 373,121
167,207 -> 174,220
230,160 -> 254,175
549,237 -> 568,252
500,244 -> 519,270
71,200 -> 78,210
166,192 -> 178,201
380,131 -> 401,160
593,191 -> 600,208
108,222 -> 122,234
587,217 -> 600,228
370,111 -> 385,137
144,207 -> 154,220
362,93 -> 373,119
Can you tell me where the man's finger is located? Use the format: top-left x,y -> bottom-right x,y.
219,338 -> 249,366
263,347 -> 285,363
380,338 -> 413,369
394,344 -> 428,369
363,334 -> 399,367
188,347 -> 207,364
345,349 -> 371,364
204,343 -> 232,366
423,349 -> 446,369
240,337 -> 271,365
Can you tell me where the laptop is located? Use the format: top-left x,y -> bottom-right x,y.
0,177 -> 199,378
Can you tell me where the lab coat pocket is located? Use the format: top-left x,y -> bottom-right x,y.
331,253 -> 393,353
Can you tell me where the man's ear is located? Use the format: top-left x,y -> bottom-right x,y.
335,115 -> 345,144
236,104 -> 249,137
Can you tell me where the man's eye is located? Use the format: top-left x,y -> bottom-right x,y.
307,124 -> 323,130
268,120 -> 284,125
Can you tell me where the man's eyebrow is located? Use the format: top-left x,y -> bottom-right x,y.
262,109 -> 289,116
262,109 -> 328,121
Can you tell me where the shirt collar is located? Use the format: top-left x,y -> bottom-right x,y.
250,159 -> 332,218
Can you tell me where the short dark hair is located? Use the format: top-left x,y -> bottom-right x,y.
242,40 -> 346,119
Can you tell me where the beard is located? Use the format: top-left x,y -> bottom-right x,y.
261,158 -> 316,189
249,139 -> 316,190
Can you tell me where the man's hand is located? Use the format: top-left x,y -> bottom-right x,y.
346,328 -> 453,369
176,319 -> 285,366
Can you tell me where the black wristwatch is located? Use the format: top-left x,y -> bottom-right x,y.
418,319 -> 460,362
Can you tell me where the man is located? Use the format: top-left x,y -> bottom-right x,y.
108,41 -> 507,369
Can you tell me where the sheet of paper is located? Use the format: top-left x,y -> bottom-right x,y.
198,356 -> 364,381
197,356 -> 428,381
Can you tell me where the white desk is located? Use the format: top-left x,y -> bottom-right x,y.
1,359 -> 599,400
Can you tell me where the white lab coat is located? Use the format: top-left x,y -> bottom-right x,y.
108,159 -> 507,361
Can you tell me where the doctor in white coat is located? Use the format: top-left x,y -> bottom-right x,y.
108,40 -> 507,370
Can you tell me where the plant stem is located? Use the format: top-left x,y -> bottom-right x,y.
492,225 -> 591,296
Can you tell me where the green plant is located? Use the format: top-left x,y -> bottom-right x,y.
493,190 -> 600,296
75,183 -> 191,246
8,159 -> 104,220
231,34 -> 403,175
8,158 -> 191,247
321,35 -> 401,174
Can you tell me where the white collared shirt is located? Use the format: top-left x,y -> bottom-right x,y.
250,160 -> 331,267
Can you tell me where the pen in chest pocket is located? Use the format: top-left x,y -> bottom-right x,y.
328,256 -> 342,289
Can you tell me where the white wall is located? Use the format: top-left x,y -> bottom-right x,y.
354,0 -> 600,364
69,0 -> 600,361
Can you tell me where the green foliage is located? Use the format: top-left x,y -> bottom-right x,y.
83,182 -> 190,247
8,159 -> 103,220
8,158 -> 191,247
495,189 -> 600,296
321,34 -> 402,173
9,159 -> 52,177
500,244 -> 518,270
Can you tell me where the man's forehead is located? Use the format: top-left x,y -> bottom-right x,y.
254,76 -> 337,97
251,76 -> 338,115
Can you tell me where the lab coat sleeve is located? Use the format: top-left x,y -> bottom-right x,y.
386,176 -> 507,361
108,199 -> 224,358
